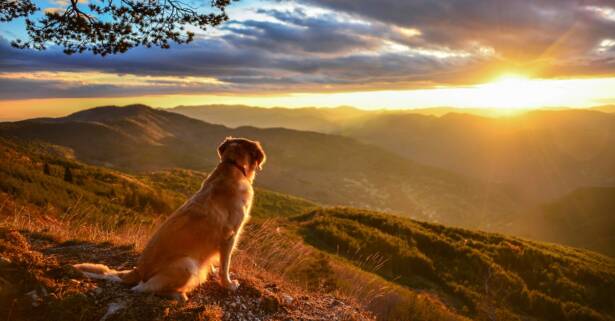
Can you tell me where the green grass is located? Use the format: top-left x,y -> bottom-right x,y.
0,138 -> 316,226
0,138 -> 181,227
294,207 -> 615,321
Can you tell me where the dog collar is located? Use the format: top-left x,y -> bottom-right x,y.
223,160 -> 247,177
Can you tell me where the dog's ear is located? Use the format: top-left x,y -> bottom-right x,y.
218,137 -> 234,159
252,141 -> 266,170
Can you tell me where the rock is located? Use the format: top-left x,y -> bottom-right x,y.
26,289 -> 40,307
281,293 -> 294,305
259,294 -> 280,313
100,302 -> 125,321
0,256 -> 11,265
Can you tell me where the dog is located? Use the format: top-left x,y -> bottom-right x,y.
73,137 -> 266,301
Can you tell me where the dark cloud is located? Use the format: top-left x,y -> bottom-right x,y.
306,0 -> 615,62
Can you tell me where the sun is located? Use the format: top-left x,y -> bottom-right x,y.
469,73 -> 547,110
489,73 -> 531,88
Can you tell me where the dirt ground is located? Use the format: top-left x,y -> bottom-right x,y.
0,228 -> 374,321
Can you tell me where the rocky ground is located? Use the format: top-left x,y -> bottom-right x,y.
0,228 -> 374,321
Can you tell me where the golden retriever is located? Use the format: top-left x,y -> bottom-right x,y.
74,137 -> 266,301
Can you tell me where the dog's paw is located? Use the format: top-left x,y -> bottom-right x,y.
222,279 -> 240,291
168,292 -> 188,302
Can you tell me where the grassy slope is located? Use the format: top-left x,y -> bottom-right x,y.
340,110 -> 615,201
2,138 -> 613,321
294,207 -> 615,321
0,138 -> 315,226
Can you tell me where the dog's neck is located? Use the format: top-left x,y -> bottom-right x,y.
222,159 -> 249,179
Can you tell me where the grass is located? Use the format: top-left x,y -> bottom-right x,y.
293,207 -> 615,321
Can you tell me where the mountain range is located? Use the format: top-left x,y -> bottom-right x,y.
0,105 -> 519,230
1,104 -> 614,257
172,105 -> 615,201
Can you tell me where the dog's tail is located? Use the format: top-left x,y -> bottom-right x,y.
73,263 -> 140,285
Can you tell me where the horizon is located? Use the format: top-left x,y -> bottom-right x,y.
1,101 -> 614,122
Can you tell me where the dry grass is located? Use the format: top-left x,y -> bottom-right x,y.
0,194 -> 157,250
0,195 -> 468,321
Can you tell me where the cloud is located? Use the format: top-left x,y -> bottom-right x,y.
1,0 -> 614,100
305,0 -> 615,64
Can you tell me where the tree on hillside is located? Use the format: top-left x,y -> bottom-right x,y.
43,162 -> 51,175
1,0 -> 237,55
63,166 -> 73,183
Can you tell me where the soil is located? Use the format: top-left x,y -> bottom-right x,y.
0,228 -> 374,321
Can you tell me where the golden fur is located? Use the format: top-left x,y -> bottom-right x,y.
74,137 -> 266,301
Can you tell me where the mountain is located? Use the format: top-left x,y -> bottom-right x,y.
0,105 -> 520,230
340,110 -> 615,201
169,104 -> 520,132
169,105 -> 568,132
170,104 -> 371,132
591,105 -> 615,113
171,105 -> 615,201
512,187 -> 615,256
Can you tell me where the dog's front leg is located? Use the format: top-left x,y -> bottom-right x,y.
219,233 -> 239,291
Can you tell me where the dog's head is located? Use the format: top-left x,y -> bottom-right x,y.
218,137 -> 267,171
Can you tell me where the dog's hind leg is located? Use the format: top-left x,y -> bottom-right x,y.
131,257 -> 207,300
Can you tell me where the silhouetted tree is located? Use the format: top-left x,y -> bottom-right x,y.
2,0 -> 237,56
43,162 -> 51,175
63,166 -> 73,183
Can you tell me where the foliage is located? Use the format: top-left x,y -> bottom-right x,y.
0,0 -> 36,22
0,138 -> 182,226
295,207 -> 615,321
5,0 -> 237,55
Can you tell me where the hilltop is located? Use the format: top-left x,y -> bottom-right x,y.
0,105 -> 520,231
1,137 -> 614,321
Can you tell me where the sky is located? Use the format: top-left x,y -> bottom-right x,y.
1,0 -> 615,119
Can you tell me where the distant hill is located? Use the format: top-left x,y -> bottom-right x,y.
341,110 -> 615,201
295,207 -> 615,321
512,187 -> 615,256
0,105 -> 520,230
171,105 -> 615,201
169,105 -> 541,133
591,105 -> 615,113
170,104 -> 371,132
